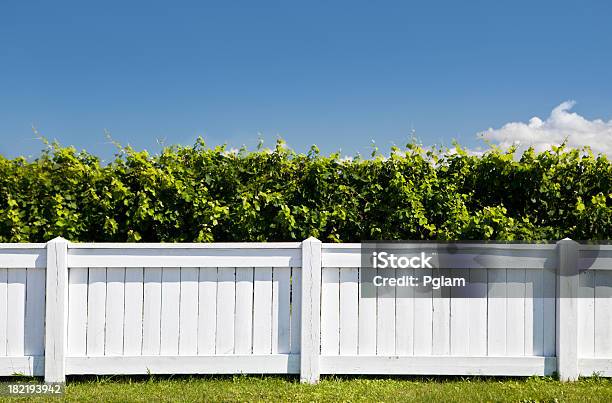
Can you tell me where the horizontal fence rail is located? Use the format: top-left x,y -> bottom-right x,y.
0,238 -> 612,383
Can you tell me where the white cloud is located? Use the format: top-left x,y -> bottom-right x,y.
477,101 -> 612,156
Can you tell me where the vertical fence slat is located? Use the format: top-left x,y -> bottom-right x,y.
594,271 -> 612,357
160,268 -> 180,356
506,269 -> 525,356
432,277 -> 450,356
7,268 -> 26,356
273,267 -> 291,354
450,269 -> 469,356
253,267 -> 272,354
290,267 -> 301,354
488,268 -> 507,356
543,265 -> 557,357
215,267 -> 235,355
377,268 -> 396,356
142,267 -> 162,355
123,268 -> 144,356
179,267 -> 199,355
413,267 -> 433,355
105,267 -> 125,356
67,268 -> 88,356
234,267 -> 254,355
468,268 -> 487,356
86,268 -> 107,356
358,267 -> 376,355
578,270 -> 595,359
25,268 -> 45,357
395,267 -> 414,356
321,267 -> 339,356
339,268 -> 358,356
525,268 -> 544,356
197,267 -> 217,355
0,269 -> 6,356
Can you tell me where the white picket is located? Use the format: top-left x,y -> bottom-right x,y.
542,266 -> 556,357
395,268 -> 414,356
123,268 -> 144,356
506,269 -> 525,356
178,267 -> 199,355
105,267 -> 125,356
160,268 -> 180,355
253,267 -> 272,354
432,277 -> 450,356
578,270 -> 595,358
234,267 -> 254,355
0,269 -> 6,356
339,268 -> 358,356
468,268 -> 487,356
142,267 -> 162,355
358,267 -> 377,355
595,271 -> 612,357
450,269 -> 469,356
290,267 -> 301,354
524,269 -> 544,356
7,269 -> 26,356
376,267 -> 396,355
25,268 -> 45,356
197,267 -> 217,355
86,268 -> 106,356
487,268 -> 507,356
272,267 -> 291,354
413,268 -> 433,356
67,268 -> 88,356
215,267 -> 235,354
321,267 -> 340,355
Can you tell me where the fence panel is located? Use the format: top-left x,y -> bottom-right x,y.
62,244 -> 302,377
577,246 -> 612,376
2,240 -> 612,382
318,244 -> 559,377
0,245 -> 46,376
64,264 -> 299,356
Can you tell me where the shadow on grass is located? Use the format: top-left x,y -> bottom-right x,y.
59,373 -> 567,385
8,372 -> 612,386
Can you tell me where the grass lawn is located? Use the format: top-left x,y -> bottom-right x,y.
4,375 -> 612,402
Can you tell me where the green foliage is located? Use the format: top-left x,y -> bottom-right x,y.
0,139 -> 610,242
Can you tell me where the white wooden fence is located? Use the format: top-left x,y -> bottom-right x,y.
0,237 -> 611,383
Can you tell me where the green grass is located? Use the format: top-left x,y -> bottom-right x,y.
5,375 -> 612,402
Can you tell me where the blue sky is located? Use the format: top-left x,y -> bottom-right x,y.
1,0 -> 611,159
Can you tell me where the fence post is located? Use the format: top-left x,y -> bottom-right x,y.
44,237 -> 69,383
300,237 -> 322,384
556,238 -> 579,381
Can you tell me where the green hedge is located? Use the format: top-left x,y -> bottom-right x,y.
1,139 -> 611,242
